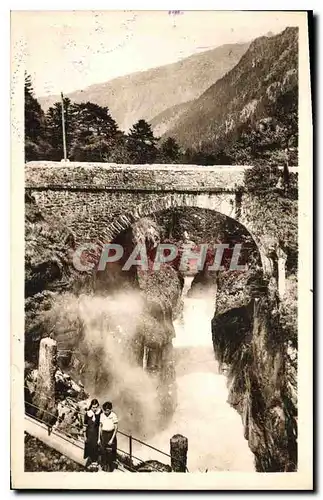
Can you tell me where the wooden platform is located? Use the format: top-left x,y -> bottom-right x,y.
24,415 -> 126,472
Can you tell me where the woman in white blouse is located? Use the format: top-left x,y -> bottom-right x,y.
99,401 -> 118,471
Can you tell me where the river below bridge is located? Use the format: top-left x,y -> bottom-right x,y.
132,277 -> 255,472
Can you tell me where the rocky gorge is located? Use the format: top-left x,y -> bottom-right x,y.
24,191 -> 297,472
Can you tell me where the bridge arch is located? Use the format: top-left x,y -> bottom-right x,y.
101,193 -> 273,277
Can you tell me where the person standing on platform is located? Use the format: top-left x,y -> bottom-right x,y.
83,398 -> 102,469
99,401 -> 118,472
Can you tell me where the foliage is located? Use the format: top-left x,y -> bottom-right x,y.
182,77 -> 298,167
157,137 -> 181,163
103,135 -> 132,163
69,102 -> 119,161
25,74 -> 53,161
24,433 -> 83,471
24,192 -> 78,363
25,25 -> 297,168
25,74 -> 44,142
243,164 -> 298,272
127,119 -> 158,164
44,100 -> 119,161
26,84 -> 183,164
167,27 -> 298,145
222,79 -> 298,167
166,27 -> 298,167
279,275 -> 298,348
44,97 -> 75,160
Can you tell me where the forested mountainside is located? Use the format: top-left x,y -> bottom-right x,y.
149,101 -> 192,137
165,27 -> 298,166
27,28 -> 297,166
38,43 -> 249,131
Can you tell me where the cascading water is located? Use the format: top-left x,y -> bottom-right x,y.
136,276 -> 255,472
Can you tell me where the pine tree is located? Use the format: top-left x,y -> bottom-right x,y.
103,133 -> 132,163
158,137 -> 181,163
127,119 -> 158,164
24,73 -> 50,160
66,101 -> 119,161
25,73 -> 44,142
45,98 -> 76,160
45,98 -> 122,162
73,102 -> 118,138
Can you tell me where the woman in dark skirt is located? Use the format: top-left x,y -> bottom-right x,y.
99,401 -> 118,472
83,399 -> 102,468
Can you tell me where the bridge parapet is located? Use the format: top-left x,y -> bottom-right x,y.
25,162 -> 254,192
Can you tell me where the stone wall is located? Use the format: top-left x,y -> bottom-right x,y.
29,190 -> 237,244
25,162 -> 252,191
26,162 -> 246,244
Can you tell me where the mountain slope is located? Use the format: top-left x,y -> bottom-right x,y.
165,27 -> 298,152
149,100 -> 192,137
38,43 -> 249,131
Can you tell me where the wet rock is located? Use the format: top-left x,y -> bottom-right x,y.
212,292 -> 297,472
136,460 -> 171,472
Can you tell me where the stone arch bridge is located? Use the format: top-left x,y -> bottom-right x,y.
25,162 -> 297,281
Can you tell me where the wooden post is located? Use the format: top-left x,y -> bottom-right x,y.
170,434 -> 188,472
34,337 -> 57,426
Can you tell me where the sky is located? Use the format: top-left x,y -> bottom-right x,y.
15,10 -> 301,97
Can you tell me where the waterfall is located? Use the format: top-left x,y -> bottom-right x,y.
173,276 -> 215,348
135,277 -> 255,472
